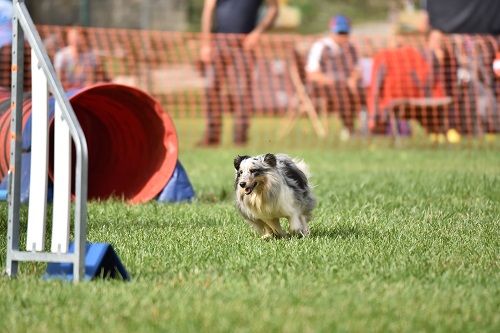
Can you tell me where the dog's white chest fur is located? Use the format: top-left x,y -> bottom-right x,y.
241,183 -> 295,220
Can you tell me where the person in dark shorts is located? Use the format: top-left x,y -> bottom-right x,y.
305,15 -> 362,141
199,0 -> 279,146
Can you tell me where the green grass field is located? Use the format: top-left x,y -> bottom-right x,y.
0,146 -> 499,332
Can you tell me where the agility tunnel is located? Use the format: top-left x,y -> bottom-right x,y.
0,83 -> 193,203
0,87 -> 10,114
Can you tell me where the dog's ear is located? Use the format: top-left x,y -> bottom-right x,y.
264,153 -> 277,168
234,155 -> 250,170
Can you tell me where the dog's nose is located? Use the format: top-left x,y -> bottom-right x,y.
239,182 -> 246,188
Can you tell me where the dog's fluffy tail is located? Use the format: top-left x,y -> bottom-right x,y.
293,158 -> 312,179
276,153 -> 312,179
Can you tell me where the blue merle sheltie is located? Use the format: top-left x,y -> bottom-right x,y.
234,153 -> 316,238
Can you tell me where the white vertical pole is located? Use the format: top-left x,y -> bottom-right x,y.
26,50 -> 49,252
51,102 -> 72,253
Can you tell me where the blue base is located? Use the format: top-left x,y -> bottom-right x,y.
157,161 -> 195,203
44,242 -> 130,281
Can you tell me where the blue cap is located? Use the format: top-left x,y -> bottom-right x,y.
330,15 -> 351,34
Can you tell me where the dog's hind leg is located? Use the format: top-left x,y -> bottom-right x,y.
289,215 -> 310,237
264,219 -> 286,238
300,215 -> 310,236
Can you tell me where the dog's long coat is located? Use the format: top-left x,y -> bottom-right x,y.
234,153 -> 316,237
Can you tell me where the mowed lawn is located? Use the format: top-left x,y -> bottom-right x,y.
0,148 -> 499,332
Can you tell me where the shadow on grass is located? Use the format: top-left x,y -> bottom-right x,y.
311,224 -> 366,239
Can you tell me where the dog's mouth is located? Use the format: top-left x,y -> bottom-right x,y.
244,182 -> 257,195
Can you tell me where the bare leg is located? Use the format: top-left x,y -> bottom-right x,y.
203,62 -> 224,145
228,42 -> 252,144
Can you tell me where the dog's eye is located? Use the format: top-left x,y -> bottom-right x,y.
249,169 -> 256,174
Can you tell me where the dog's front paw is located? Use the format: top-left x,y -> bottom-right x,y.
261,233 -> 274,240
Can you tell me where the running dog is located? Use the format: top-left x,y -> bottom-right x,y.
234,153 -> 316,238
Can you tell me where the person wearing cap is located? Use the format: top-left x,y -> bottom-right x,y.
305,14 -> 362,141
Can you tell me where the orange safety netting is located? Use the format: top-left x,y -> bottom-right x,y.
0,26 -> 499,146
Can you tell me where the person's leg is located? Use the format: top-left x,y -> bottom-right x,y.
229,40 -> 253,145
202,40 -> 226,145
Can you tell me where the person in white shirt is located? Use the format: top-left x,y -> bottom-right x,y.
305,15 -> 362,140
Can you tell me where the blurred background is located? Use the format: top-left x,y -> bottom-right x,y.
26,0 -> 394,33
1,0 -> 499,150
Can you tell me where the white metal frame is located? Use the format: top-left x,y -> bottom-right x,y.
5,0 -> 89,282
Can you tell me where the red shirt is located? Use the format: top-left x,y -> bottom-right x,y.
367,46 -> 445,126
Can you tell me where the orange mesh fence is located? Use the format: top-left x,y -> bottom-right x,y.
0,26 -> 499,147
